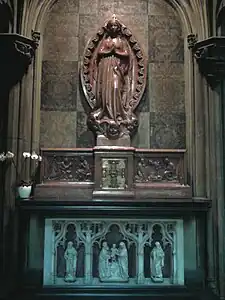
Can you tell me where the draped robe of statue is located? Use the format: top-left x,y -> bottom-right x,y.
117,242 -> 129,280
99,242 -> 110,280
92,35 -> 131,124
150,241 -> 165,282
64,241 -> 77,282
81,15 -> 147,141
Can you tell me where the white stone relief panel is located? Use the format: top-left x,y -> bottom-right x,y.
43,218 -> 184,286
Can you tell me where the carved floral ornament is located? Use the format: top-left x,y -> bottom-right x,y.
80,15 -> 147,139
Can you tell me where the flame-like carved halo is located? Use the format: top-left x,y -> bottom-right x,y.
80,16 -> 147,112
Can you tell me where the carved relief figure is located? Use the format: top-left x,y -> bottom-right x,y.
81,14 -> 147,140
163,157 -> 177,181
136,158 -> 148,181
99,241 -> 111,281
135,157 -> 178,183
43,155 -> 93,182
117,242 -> 129,280
64,241 -> 77,282
98,242 -> 129,282
108,244 -> 120,279
150,241 -> 165,282
57,157 -> 73,180
75,156 -> 92,181
111,243 -> 119,262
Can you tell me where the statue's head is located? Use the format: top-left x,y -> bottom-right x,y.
155,241 -> 161,248
112,243 -> 116,248
119,241 -> 125,248
68,241 -> 73,248
106,14 -> 121,36
102,241 -> 108,248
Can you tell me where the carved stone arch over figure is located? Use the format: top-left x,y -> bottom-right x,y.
20,0 -> 200,38
80,14 -> 147,140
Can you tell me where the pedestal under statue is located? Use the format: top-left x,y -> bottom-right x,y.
81,15 -> 147,146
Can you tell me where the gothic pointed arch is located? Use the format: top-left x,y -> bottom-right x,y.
20,0 -> 209,39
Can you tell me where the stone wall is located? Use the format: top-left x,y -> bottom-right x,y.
40,0 -> 185,149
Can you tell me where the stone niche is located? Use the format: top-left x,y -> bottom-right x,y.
43,218 -> 184,286
40,0 -> 185,150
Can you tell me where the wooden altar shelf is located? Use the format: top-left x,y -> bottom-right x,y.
33,148 -> 192,201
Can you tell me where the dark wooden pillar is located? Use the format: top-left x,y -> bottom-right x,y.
189,36 -> 225,298
0,33 -> 38,297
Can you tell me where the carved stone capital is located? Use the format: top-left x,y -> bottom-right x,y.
191,37 -> 225,88
0,33 -> 38,87
187,34 -> 197,49
31,30 -> 41,46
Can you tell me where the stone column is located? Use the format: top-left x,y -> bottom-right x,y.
184,38 -> 195,189
30,35 -> 42,174
189,36 -> 225,295
193,60 -> 206,197
205,83 -> 225,297
136,231 -> 145,284
4,81 -> 23,294
215,21 -> 225,298
16,34 -> 40,182
1,33 -> 37,295
175,220 -> 184,285
84,229 -> 92,284
19,72 -> 33,178
43,219 -> 55,285
212,83 -> 225,298
206,87 -> 219,294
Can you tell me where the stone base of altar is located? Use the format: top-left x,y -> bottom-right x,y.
5,286 -> 220,300
11,147 -> 214,300
11,199 -> 214,300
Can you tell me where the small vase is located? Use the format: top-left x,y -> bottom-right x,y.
18,185 -> 32,199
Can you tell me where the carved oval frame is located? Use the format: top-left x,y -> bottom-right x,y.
80,16 -> 147,112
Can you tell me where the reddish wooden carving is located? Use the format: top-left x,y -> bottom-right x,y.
80,15 -> 147,140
